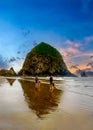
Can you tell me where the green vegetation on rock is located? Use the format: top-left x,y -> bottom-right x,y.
31,42 -> 62,59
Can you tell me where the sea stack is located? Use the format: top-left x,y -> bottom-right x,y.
19,42 -> 70,76
0,67 -> 16,76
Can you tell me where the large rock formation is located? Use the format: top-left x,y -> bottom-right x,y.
0,67 -> 16,76
19,42 -> 72,76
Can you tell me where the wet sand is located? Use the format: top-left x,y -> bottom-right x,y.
1,112 -> 93,130
0,77 -> 93,130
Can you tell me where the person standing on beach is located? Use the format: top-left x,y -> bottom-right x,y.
50,75 -> 53,85
49,75 -> 55,92
35,75 -> 38,83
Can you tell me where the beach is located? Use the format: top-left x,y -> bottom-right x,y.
0,76 -> 93,130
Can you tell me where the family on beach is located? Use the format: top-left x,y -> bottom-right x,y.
34,75 -> 55,92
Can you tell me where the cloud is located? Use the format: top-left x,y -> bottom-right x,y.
90,55 -> 93,58
59,37 -> 93,73
87,62 -> 93,68
59,39 -> 81,59
21,28 -> 31,37
60,36 -> 93,59
10,58 -> 24,73
6,56 -> 24,73
59,39 -> 82,73
65,39 -> 81,48
0,55 -> 9,69
84,36 -> 93,43
70,64 -> 79,69
16,57 -> 21,60
8,56 -> 24,63
9,57 -> 16,63
17,51 -> 21,54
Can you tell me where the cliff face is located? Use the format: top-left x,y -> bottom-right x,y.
19,42 -> 69,76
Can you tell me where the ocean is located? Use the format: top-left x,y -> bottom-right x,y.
0,76 -> 93,130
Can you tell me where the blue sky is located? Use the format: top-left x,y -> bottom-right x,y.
0,0 -> 93,73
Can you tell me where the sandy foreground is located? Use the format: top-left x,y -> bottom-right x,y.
0,77 -> 93,130
0,111 -> 93,130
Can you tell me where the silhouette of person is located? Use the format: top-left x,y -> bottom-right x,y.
35,75 -> 38,83
49,75 -> 53,85
49,75 -> 55,92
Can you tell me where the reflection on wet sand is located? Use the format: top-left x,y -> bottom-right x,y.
19,80 -> 62,118
0,78 -> 7,86
6,79 -> 16,86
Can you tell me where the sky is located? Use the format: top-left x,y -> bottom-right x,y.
0,0 -> 93,74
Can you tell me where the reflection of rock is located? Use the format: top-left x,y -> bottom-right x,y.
0,78 -> 6,85
0,67 -> 16,76
19,80 -> 62,118
6,79 -> 16,86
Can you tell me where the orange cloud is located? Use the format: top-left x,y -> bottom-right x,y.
69,64 -> 92,73
59,39 -> 93,74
